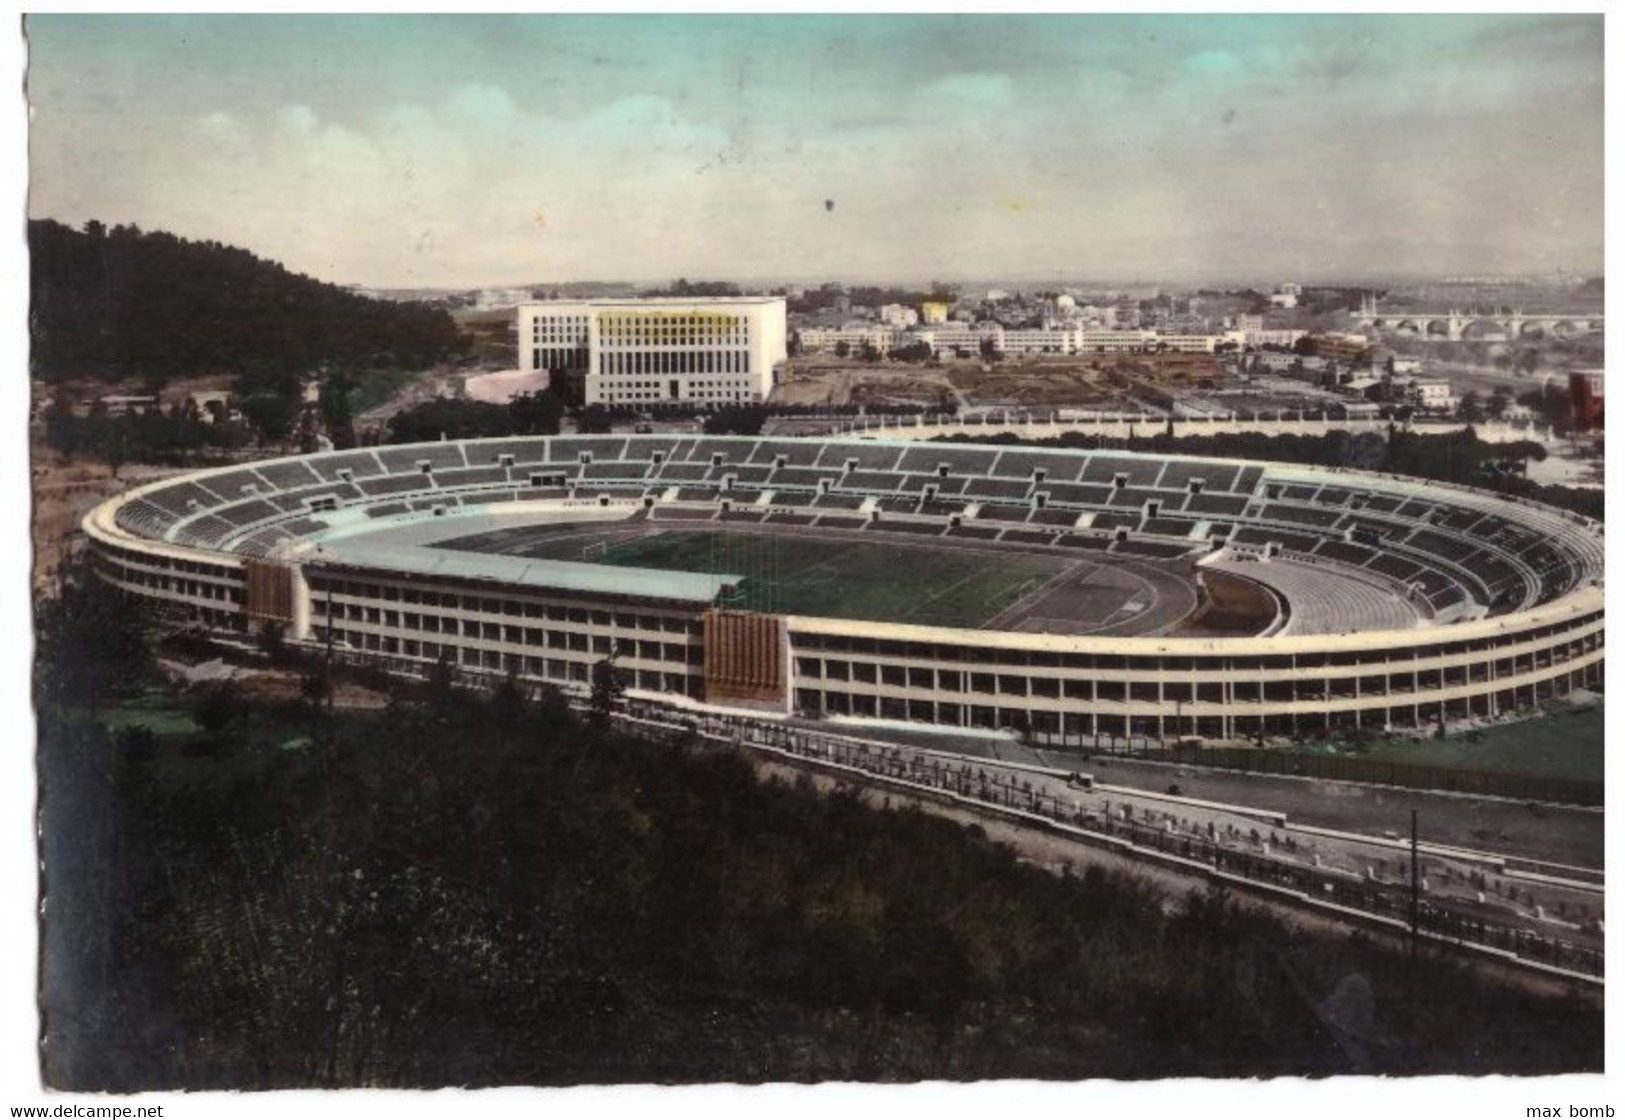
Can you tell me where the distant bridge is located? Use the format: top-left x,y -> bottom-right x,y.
1351,309 -> 1603,341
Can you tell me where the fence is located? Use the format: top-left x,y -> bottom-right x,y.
621,701 -> 1604,981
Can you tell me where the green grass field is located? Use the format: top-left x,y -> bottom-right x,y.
1290,701 -> 1604,783
594,530 -> 1069,628
96,688 -> 201,739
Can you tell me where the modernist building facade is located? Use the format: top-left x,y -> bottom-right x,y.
517,296 -> 788,406
84,436 -> 1604,747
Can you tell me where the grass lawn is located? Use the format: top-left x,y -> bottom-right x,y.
596,530 -> 1069,628
1289,701 -> 1604,783
96,688 -> 201,740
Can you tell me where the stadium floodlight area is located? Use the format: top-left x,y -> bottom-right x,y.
83,435 -> 1604,746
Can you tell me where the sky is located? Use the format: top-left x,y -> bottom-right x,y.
25,13 -> 1606,289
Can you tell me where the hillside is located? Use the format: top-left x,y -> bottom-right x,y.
33,573 -> 1603,1088
28,219 -> 466,381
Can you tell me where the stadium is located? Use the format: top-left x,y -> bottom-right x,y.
82,435 -> 1604,746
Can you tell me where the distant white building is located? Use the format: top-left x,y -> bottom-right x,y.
877,303 -> 919,329
1246,328 -> 1308,348
914,323 -> 995,357
799,323 -> 1239,360
87,394 -> 159,417
797,325 -> 893,356
1153,332 -> 1235,354
1076,329 -> 1154,352
517,297 -> 787,406
1408,379 -> 1456,411
1269,282 -> 1302,310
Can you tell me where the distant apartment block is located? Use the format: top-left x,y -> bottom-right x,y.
795,324 -> 1246,359
517,297 -> 788,406
796,325 -> 895,356
1245,328 -> 1308,348
1408,379 -> 1456,411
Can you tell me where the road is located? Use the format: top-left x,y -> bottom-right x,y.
754,720 -> 1603,954
784,719 -> 1603,872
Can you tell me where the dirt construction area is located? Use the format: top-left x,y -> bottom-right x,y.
30,452 -> 187,591
775,355 -> 1140,410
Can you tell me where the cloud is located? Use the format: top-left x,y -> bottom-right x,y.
277,104 -> 317,136
1183,50 -> 1242,76
445,83 -> 517,127
25,14 -> 1603,285
193,110 -> 248,149
927,71 -> 1014,107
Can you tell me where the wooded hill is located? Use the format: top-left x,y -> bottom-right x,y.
34,571 -> 1603,1087
29,219 -> 466,381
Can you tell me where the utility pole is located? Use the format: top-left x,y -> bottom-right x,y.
325,583 -> 336,718
1409,807 -> 1420,962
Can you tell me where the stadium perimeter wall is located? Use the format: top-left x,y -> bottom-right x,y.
80,436 -> 1603,747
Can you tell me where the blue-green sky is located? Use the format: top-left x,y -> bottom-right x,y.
26,14 -> 1604,287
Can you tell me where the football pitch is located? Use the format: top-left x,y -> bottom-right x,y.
590,530 -> 1070,628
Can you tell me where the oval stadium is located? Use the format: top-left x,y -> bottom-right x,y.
82,435 -> 1604,746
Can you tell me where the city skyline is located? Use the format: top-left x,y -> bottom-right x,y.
27,13 -> 1605,289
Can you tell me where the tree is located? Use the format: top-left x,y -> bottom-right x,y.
258,621 -> 288,662
703,406 -> 769,436
1456,390 -> 1484,424
576,405 -> 617,435
34,560 -> 155,714
239,391 -> 296,446
1486,388 -> 1511,420
590,651 -> 626,723
29,218 -> 466,383
299,671 -> 331,711
506,390 -> 564,436
194,681 -> 243,734
833,341 -> 851,359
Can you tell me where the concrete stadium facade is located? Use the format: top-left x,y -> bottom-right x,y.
83,435 -> 1604,747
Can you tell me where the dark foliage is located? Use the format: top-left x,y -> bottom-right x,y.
30,219 -> 464,380
36,693 -> 1601,1085
41,401 -> 243,467
34,567 -> 155,716
35,569 -> 1601,1087
638,279 -> 743,298
383,392 -> 564,444
703,406 -> 771,436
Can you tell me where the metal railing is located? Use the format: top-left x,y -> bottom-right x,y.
619,700 -> 1604,981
